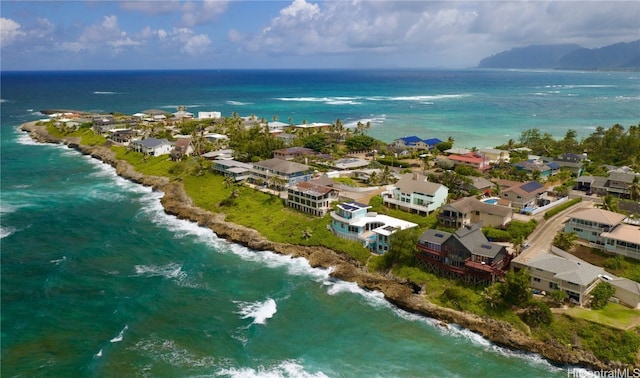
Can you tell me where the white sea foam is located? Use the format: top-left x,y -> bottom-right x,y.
15,130 -> 41,145
226,100 -> 252,106
275,96 -> 360,105
50,256 -> 67,265
110,325 -> 128,343
93,91 -> 118,95
135,263 -> 187,281
216,360 -> 329,378
0,226 -> 17,239
132,337 -> 217,368
236,298 -> 277,325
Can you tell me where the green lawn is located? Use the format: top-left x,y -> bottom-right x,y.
563,303 -> 640,330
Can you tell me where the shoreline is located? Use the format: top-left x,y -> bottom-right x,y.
19,121 -> 624,371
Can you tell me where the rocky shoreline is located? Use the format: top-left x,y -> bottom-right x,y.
20,121 -> 624,371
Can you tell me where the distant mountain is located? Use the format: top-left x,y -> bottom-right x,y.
478,40 -> 640,70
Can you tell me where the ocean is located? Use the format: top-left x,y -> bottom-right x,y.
1,69 -> 638,377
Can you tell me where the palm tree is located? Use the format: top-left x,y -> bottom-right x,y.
552,231 -> 578,251
601,195 -> 620,212
224,175 -> 234,188
629,176 -> 640,202
302,228 -> 313,240
379,165 -> 393,185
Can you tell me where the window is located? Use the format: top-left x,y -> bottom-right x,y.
533,277 -> 541,282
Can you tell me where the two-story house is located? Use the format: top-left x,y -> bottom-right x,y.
601,224 -> 640,261
416,223 -> 509,285
273,147 -> 317,161
382,173 -> 448,216
286,181 -> 339,217
212,159 -> 252,182
499,181 -> 547,210
512,252 -> 604,306
330,202 -> 417,254
448,152 -> 491,172
438,197 -> 513,229
591,172 -> 638,199
250,158 -> 314,187
564,208 -> 626,246
130,137 -> 173,156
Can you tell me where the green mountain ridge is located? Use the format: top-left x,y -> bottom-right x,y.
478,40 -> 640,70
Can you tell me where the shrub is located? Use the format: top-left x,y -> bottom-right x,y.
519,300 -> 553,327
544,198 -> 581,219
590,282 -> 615,310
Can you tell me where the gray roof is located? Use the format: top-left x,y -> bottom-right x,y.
418,229 -> 452,244
574,175 -> 596,184
135,137 -> 170,148
394,173 -> 446,196
608,171 -> 637,183
525,254 -> 604,286
609,277 -> 640,295
445,197 -> 512,217
252,158 -> 311,174
454,223 -> 504,258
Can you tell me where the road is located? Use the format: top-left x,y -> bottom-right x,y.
512,199 -> 596,264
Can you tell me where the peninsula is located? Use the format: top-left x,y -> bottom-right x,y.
20,112 -> 640,371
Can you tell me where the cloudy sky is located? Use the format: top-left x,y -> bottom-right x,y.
1,0 -> 638,70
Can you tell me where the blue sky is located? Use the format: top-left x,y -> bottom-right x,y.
1,0 -> 639,70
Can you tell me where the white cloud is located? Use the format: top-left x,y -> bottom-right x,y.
181,0 -> 228,27
237,0 -> 640,67
0,18 -> 26,48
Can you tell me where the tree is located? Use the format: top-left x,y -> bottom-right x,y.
383,228 -> 421,268
484,269 -> 532,308
519,300 -> 553,327
549,290 -> 568,306
590,282 -> 615,310
344,135 -> 376,151
629,176 -> 640,202
601,195 -> 620,212
302,228 -> 313,240
224,175 -> 235,188
552,231 -> 578,251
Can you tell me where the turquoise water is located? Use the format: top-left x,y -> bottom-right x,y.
483,199 -> 499,205
2,69 -> 637,376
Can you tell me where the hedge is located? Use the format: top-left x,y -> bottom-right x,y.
544,198 -> 582,219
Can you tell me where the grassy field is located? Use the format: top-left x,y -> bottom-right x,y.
563,303 -> 640,330
571,246 -> 640,282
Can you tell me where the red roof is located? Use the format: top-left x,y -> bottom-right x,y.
449,153 -> 484,164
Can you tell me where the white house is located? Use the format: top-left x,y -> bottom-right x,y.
198,111 -> 222,120
382,173 -> 448,215
330,202 -> 417,254
130,138 -> 173,156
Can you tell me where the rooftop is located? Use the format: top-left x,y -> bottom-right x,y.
525,253 -> 604,286
568,208 -> 626,226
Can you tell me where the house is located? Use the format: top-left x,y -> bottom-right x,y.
250,158 -> 314,187
444,147 -> 472,155
172,109 -> 194,120
465,176 -> 495,195
286,181 -> 339,217
382,173 -> 448,215
202,149 -> 234,161
512,253 -> 604,306
478,148 -> 510,164
512,160 -> 554,179
550,153 -> 586,177
499,181 -> 547,210
564,208 -> 626,246
276,133 -> 296,146
130,137 -> 173,156
608,277 -> 640,309
438,197 -> 513,229
448,153 -> 490,172
333,158 -> 370,170
107,128 -> 137,145
267,121 -> 290,134
293,122 -> 332,131
212,159 -> 252,181
198,111 -> 221,120
591,172 -> 638,198
171,137 -> 194,160
391,136 -> 422,149
600,223 -> 640,260
416,223 -> 509,285
204,133 -> 229,147
273,147 -> 317,161
423,138 -> 443,150
330,202 -> 417,254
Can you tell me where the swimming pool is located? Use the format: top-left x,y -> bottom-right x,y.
482,198 -> 499,205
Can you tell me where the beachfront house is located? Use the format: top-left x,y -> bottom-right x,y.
438,196 -> 513,229
382,173 -> 448,216
130,137 -> 173,156
330,202 -> 417,254
478,148 -> 510,164
286,181 -> 339,217
171,137 -> 194,160
416,223 -> 509,285
512,253 -> 604,306
390,136 -> 441,151
198,111 -> 221,120
212,159 -> 252,182
250,158 -> 314,188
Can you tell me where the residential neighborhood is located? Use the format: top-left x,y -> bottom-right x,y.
42,109 -> 640,314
